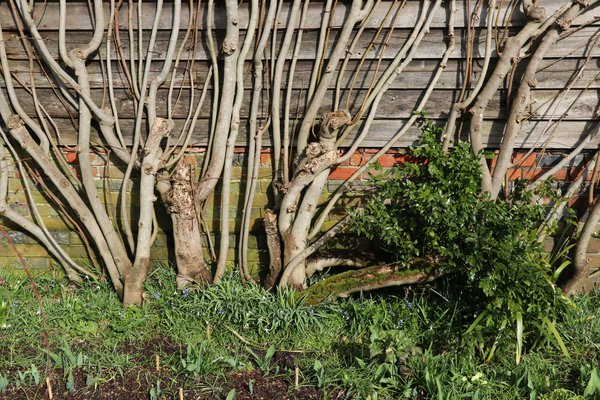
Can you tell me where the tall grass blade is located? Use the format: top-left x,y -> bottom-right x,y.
485,320 -> 506,363
584,368 -> 600,397
465,311 -> 487,334
543,317 -> 569,358
516,312 -> 523,365
552,260 -> 571,283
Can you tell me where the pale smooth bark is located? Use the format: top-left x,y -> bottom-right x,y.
563,198 -> 600,296
295,1 -> 374,157
279,112 -> 351,288
215,0 -> 260,283
239,1 -> 278,281
490,1 -> 599,199
271,0 -> 302,194
196,0 -> 240,203
0,132 -> 89,282
468,1 -> 578,193
311,0 -> 451,237
124,118 -> 173,306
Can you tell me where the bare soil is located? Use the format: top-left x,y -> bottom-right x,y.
0,338 -> 343,400
0,369 -> 331,399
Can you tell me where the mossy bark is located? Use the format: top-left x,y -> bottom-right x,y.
302,262 -> 445,305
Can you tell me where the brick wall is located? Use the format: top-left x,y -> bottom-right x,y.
1,147 -> 600,282
0,147 -> 354,275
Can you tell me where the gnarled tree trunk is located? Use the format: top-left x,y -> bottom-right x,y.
163,156 -> 212,288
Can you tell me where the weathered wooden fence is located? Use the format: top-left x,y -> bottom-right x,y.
1,1 -> 599,148
1,1 -> 600,277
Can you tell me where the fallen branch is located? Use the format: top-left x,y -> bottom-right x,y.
302,261 -> 446,304
306,257 -> 371,277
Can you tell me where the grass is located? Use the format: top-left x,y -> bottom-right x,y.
1,264 -> 599,399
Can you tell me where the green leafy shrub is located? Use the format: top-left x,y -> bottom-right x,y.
350,118 -> 568,358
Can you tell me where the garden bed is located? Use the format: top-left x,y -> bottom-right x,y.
1,267 -> 599,399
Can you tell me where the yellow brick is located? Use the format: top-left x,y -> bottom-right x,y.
150,246 -> 169,260
251,193 -> 269,207
40,216 -> 70,230
0,243 -> 49,258
231,166 -> 244,179
65,245 -> 93,258
34,204 -> 61,218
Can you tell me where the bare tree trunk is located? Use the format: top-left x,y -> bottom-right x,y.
264,209 -> 282,289
0,140 -> 89,282
239,1 -> 278,280
124,118 -> 173,306
562,198 -> 600,296
215,0 -> 260,283
271,0 -> 302,193
195,0 -> 240,203
490,1 -> 598,199
468,1 -> 570,193
3,0 -> 599,308
309,0 -> 448,238
4,116 -> 125,295
306,257 -> 370,277
282,231 -> 309,289
279,111 -> 351,288
280,216 -> 349,287
295,1 -> 373,156
163,156 -> 212,288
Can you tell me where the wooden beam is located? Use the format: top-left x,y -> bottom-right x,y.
5,58 -> 600,91
1,1 -> 596,31
22,117 -> 600,150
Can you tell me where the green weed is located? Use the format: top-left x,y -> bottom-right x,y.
0,269 -> 597,399
350,118 -> 570,360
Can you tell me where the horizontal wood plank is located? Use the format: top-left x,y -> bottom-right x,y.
5,58 -> 600,91
1,1 -> 596,31
4,27 -> 600,63
0,1 -> 599,151
11,115 -> 600,150
6,84 -> 600,122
